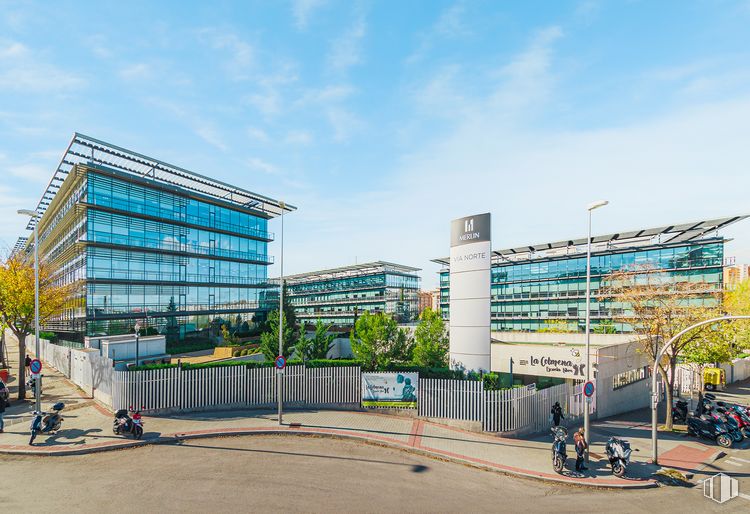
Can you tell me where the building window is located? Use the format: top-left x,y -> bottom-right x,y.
612,366 -> 650,390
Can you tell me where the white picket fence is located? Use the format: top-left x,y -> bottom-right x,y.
418,378 -> 592,435
112,365 -> 362,412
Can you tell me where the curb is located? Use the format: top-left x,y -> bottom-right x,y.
0,426 -> 658,489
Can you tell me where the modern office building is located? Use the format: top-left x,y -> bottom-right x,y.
724,264 -> 749,290
434,216 -> 747,333
16,133 -> 293,343
283,261 -> 421,327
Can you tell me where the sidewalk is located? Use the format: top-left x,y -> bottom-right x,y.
1,336 -> 731,489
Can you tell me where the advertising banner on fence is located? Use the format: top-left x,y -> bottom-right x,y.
361,372 -> 418,408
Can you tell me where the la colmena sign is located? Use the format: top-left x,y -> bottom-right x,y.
449,213 -> 491,371
492,344 -> 592,380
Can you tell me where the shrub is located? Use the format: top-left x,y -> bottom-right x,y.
306,359 -> 363,368
240,349 -> 248,356
232,350 -> 241,357
39,331 -> 57,342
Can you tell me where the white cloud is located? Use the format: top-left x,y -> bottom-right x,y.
0,40 -> 84,93
7,163 -> 51,184
246,157 -> 279,175
285,130 -> 312,145
199,29 -> 255,80
435,1 -> 470,37
147,98 -> 229,151
246,126 -> 271,143
291,0 -> 327,29
327,14 -> 366,71
119,63 -> 152,81
327,108 -> 364,142
295,84 -> 355,107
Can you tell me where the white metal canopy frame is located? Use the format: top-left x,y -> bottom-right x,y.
26,132 -> 297,230
650,315 -> 750,464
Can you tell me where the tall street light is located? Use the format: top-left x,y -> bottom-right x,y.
18,208 -> 42,413
584,199 -> 608,462
277,201 -> 285,426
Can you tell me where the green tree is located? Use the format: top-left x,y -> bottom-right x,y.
258,309 -> 296,361
593,319 -> 617,334
295,319 -> 336,362
350,311 -> 413,370
539,319 -> 576,333
412,308 -> 449,367
599,268 -> 720,430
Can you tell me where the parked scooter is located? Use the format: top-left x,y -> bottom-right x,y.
673,400 -> 689,424
113,407 -> 144,439
29,402 -> 65,445
714,408 -> 745,442
687,413 -> 733,448
605,437 -> 632,477
551,426 -> 568,474
25,375 -> 41,397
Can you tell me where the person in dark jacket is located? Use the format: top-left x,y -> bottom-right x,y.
0,395 -> 6,433
574,427 -> 588,471
551,402 -> 564,426
25,354 -> 32,374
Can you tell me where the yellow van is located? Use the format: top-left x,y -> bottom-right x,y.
703,367 -> 726,391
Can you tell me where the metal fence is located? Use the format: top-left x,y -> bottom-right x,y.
419,378 -> 484,422
483,382 -> 589,435
112,365 -> 362,412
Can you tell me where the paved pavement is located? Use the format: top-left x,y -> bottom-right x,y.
2,435 -> 732,514
1,335 -> 743,491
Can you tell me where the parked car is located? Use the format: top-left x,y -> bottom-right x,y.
0,378 -> 9,404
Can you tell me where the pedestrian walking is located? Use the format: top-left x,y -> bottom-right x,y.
574,427 -> 588,472
0,395 -> 6,433
25,354 -> 32,374
550,401 -> 564,427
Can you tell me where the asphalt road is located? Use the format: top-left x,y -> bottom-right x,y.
0,434 -> 745,513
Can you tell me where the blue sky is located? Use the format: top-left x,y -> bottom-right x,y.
1,0 -> 749,288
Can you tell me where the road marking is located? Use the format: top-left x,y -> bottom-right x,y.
723,460 -> 742,466
727,456 -> 750,464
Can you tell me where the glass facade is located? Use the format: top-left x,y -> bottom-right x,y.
440,241 -> 724,333
285,263 -> 421,326
36,165 -> 278,343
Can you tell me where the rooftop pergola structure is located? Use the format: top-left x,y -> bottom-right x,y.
25,132 -> 296,231
432,215 -> 748,267
282,261 -> 422,286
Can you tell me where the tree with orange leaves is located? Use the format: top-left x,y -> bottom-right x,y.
0,252 -> 75,400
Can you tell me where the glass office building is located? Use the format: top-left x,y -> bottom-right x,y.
434,217 -> 747,333
17,133 -> 293,343
283,262 -> 421,326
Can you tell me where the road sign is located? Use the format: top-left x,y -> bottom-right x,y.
583,380 -> 595,398
29,359 -> 42,374
274,355 -> 286,370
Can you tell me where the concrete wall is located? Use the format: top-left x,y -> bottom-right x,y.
98,335 -> 166,362
491,331 -> 633,347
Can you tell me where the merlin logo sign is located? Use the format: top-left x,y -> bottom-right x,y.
451,213 -> 490,247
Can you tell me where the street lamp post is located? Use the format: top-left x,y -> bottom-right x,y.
278,201 -> 285,426
584,200 -> 608,462
650,315 -> 750,464
18,209 -> 42,413
134,321 -> 142,368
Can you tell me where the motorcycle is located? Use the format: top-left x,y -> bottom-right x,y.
687,413 -> 733,448
673,400 -> 689,424
714,408 -> 745,442
29,402 -> 65,445
551,426 -> 568,474
605,437 -> 632,478
113,407 -> 144,439
25,375 -> 41,397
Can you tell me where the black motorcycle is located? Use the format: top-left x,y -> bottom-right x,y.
673,400 -> 688,423
687,414 -> 733,448
113,409 -> 144,439
551,426 -> 568,474
29,402 -> 65,445
604,437 -> 632,477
